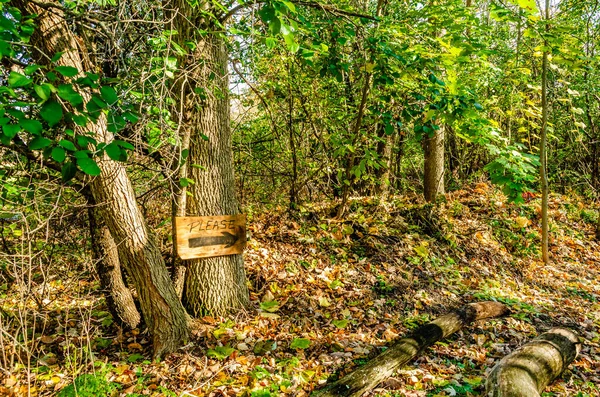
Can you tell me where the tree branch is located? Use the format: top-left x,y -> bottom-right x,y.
221,0 -> 377,23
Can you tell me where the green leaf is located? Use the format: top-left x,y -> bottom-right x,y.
265,37 -> 277,48
20,119 -> 43,135
105,142 -> 126,161
329,280 -> 343,289
51,147 -> 66,163
8,72 -> 32,88
122,111 -> 139,124
29,136 -> 52,150
50,52 -> 64,63
260,300 -> 280,312
76,157 -> 101,176
179,177 -> 194,187
127,353 -> 144,363
206,345 -> 235,360
332,319 -> 349,329
114,139 -> 134,150
100,86 -> 118,105
77,136 -> 96,147
290,338 -> 310,349
71,114 -> 88,126
2,124 -> 20,139
59,139 -> 77,151
34,84 -> 52,101
107,111 -> 126,133
54,66 -> 79,77
284,34 -> 299,53
269,16 -> 281,35
57,84 -> 83,107
282,1 -> 296,12
24,64 -> 42,75
91,95 -> 108,109
40,100 -> 63,126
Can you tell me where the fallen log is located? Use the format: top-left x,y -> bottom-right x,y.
313,301 -> 508,397
485,328 -> 580,397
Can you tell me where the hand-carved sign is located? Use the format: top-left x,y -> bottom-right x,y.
175,215 -> 246,259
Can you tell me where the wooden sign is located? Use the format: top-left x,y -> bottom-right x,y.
175,215 -> 246,260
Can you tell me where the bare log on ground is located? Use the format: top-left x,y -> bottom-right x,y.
313,301 -> 509,397
485,328 -> 580,397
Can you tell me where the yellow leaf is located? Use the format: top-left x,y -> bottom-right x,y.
319,297 -> 330,307
515,216 -> 531,228
414,242 -> 429,258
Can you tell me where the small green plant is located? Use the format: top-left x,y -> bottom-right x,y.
57,374 -> 116,397
580,209 -> 598,224
206,345 -> 235,360
373,274 -> 393,295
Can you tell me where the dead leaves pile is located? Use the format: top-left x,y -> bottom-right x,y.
2,183 -> 600,396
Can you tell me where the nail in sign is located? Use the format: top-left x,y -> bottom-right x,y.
175,215 -> 246,259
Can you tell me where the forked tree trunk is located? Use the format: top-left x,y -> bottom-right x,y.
485,328 -> 580,397
14,0 -> 189,357
314,302 -> 508,397
88,206 -> 141,329
423,124 -> 445,202
89,162 -> 189,356
171,3 -> 249,316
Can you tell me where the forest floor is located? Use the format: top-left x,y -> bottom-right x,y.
2,182 -> 600,397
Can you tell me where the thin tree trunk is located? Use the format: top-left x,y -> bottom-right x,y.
88,206 -> 141,329
485,328 -> 579,397
337,0 -> 385,217
170,3 -> 249,316
288,62 -> 298,209
314,302 -> 508,397
14,0 -> 189,357
374,124 -> 392,198
423,124 -> 445,202
540,0 -> 550,263
170,131 -> 191,299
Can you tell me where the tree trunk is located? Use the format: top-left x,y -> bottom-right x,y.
89,163 -> 189,356
88,206 -> 141,329
14,0 -> 189,357
313,302 -> 508,397
540,0 -> 550,264
485,328 -> 580,397
288,63 -> 299,209
423,124 -> 445,202
373,124 -> 392,198
170,3 -> 249,316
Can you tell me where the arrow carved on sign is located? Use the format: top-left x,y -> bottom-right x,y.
188,230 -> 240,249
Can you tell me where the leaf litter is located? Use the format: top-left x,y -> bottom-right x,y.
1,182 -> 599,396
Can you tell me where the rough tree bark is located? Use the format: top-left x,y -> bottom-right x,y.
171,1 -> 249,316
88,206 -> 141,329
423,124 -> 445,202
13,0 -> 189,357
485,328 -> 580,397
314,302 -> 508,397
